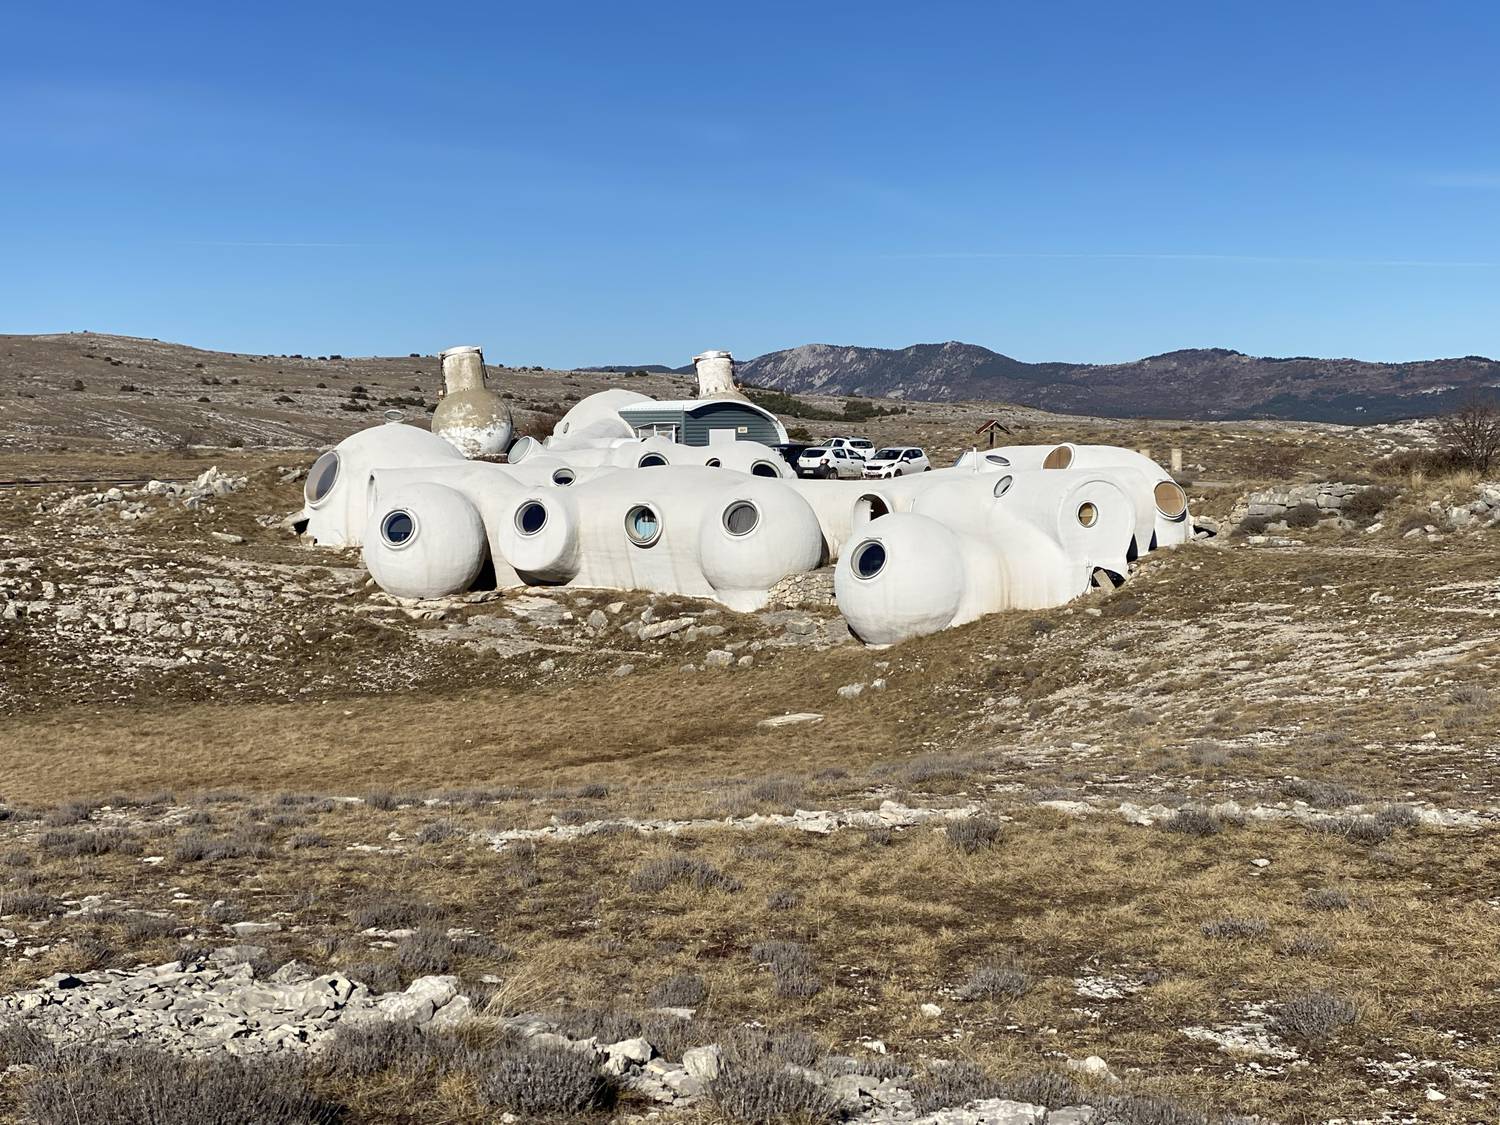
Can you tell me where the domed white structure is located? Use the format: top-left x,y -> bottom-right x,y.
302,354 -> 1199,642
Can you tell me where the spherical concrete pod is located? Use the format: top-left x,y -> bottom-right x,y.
546,389 -> 653,450
491,490 -> 582,584
299,422 -> 465,548
834,514 -> 966,646
362,482 -> 488,599
698,480 -> 825,610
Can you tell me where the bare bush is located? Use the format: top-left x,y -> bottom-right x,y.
1436,396 -> 1500,473
750,940 -> 823,999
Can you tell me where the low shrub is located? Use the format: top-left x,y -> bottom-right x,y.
350,895 -> 446,930
910,1061 -> 1006,1114
23,1049 -> 342,1125
1200,917 -> 1268,939
629,855 -> 741,894
479,1045 -> 616,1116
647,973 -> 707,1008
1273,990 -> 1357,1041
1284,778 -> 1365,807
946,815 -> 1001,853
957,962 -> 1031,1002
1285,503 -> 1323,529
1164,807 -> 1221,836
709,1063 -> 841,1123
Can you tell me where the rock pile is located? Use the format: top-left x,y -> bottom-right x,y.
48,466 -> 248,519
0,953 -> 470,1058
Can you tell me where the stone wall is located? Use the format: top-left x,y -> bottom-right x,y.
1244,482 -> 1368,520
767,567 -> 836,609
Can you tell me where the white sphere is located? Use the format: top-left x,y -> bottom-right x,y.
362,482 -> 487,599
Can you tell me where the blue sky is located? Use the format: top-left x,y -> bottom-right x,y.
3,1 -> 1498,366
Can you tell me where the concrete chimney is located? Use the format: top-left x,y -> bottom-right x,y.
693,350 -> 740,399
432,345 -> 513,458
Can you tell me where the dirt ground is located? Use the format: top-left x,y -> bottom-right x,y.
1,338 -> 1497,1123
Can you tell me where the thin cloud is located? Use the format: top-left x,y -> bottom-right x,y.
881,251 -> 1499,268
182,240 -> 365,248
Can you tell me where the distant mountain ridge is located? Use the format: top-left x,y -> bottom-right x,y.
590,341 -> 1500,422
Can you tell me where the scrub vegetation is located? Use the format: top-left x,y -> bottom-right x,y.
2,342 -> 1500,1121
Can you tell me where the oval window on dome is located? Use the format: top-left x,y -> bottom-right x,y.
1154,480 -> 1188,519
305,451 -> 340,507
638,453 -> 668,468
1077,501 -> 1099,528
751,460 -> 779,477
625,504 -> 661,546
993,474 -> 1014,498
551,468 -> 575,486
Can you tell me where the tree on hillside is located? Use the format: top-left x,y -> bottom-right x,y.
1437,396 -> 1500,473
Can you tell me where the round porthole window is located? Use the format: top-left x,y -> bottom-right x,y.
705,457 -> 722,468
551,468 -> 575,486
381,509 -> 417,548
751,460 -> 778,477
1043,444 -> 1074,470
1077,502 -> 1099,528
305,451 -> 340,507
515,501 -> 547,536
984,454 -> 1011,467
852,540 -> 887,579
638,453 -> 668,468
625,505 -> 661,546
1154,480 -> 1188,519
993,474 -> 1014,498
508,436 -> 536,464
723,500 -> 759,536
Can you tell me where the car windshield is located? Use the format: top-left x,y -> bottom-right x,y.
872,448 -> 902,459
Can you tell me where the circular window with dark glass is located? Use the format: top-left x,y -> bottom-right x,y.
551,468 -> 575,486
751,461 -> 779,477
852,540 -> 887,579
515,501 -> 548,536
381,509 -> 417,547
638,453 -> 668,468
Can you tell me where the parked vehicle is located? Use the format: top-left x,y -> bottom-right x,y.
797,446 -> 865,479
862,446 -> 931,478
771,442 -> 813,471
826,436 -> 874,459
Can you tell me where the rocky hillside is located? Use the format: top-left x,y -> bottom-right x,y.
738,342 -> 1500,423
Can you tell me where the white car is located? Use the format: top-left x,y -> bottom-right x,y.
862,446 -> 931,477
826,436 -> 874,459
797,446 -> 865,479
